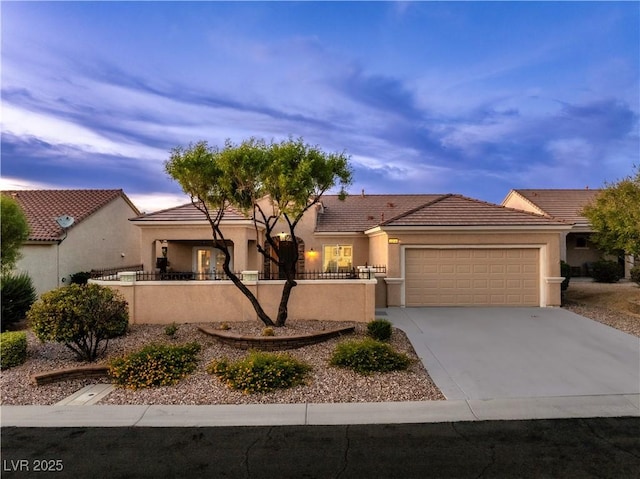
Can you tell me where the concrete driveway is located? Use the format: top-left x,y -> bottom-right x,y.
384,307 -> 640,400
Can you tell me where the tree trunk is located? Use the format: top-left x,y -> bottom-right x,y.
275,278 -> 297,326
224,265 -> 275,327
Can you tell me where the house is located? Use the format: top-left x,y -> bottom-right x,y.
502,189 -> 632,278
2,190 -> 141,294
123,192 -> 569,320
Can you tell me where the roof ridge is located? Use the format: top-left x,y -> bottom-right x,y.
1,188 -> 123,193
324,193 -> 449,198
502,190 -> 546,216
136,201 -> 196,218
454,193 -> 573,223
514,188 -> 601,192
379,194 -> 452,225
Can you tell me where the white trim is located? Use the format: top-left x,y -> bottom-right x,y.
313,231 -> 365,237
367,225 -> 569,234
401,244 -> 547,307
132,220 -> 258,228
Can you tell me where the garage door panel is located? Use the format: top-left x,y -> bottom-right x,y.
406,248 -> 539,307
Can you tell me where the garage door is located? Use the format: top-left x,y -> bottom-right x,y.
405,248 -> 539,306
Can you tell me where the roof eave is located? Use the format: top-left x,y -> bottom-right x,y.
370,224 -> 572,233
131,219 -> 258,228
313,231 -> 367,236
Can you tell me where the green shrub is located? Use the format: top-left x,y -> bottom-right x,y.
27,283 -> 129,362
631,265 -> 640,286
208,351 -> 311,394
108,342 -> 201,390
261,327 -> 275,337
330,338 -> 411,375
560,261 -> 571,292
367,318 -> 393,341
164,322 -> 179,337
1,273 -> 37,332
590,260 -> 622,283
70,271 -> 92,285
0,331 -> 27,369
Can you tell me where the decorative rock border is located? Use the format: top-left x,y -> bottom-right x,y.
31,365 -> 109,386
197,325 -> 355,351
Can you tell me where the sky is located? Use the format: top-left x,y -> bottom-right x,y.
1,1 -> 638,213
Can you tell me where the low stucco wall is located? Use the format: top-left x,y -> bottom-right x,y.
91,279 -> 376,325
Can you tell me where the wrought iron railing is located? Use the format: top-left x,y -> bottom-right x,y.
93,265 -> 386,282
90,264 -> 144,279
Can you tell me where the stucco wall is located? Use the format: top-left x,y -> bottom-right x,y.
502,193 -> 543,215
15,244 -> 58,295
138,223 -> 257,274
93,278 -> 376,324
15,196 -> 140,294
381,229 -> 564,307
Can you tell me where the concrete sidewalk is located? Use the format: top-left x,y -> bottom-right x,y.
3,306 -> 638,428
2,394 -> 638,427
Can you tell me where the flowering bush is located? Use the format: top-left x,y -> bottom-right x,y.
108,342 -> 201,390
208,351 -> 311,394
28,284 -> 128,362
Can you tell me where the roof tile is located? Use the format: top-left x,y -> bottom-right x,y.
1,190 -> 134,241
382,194 -> 569,227
510,189 -> 600,224
132,202 -> 248,222
315,194 -> 444,232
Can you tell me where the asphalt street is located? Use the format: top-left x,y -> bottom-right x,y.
2,417 -> 639,478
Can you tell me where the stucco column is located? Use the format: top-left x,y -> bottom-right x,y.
560,232 -> 568,262
232,231 -> 248,272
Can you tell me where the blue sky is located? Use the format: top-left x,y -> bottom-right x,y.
2,1 -> 638,212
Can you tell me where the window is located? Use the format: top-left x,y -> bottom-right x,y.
193,247 -> 232,279
323,244 -> 353,273
575,237 -> 588,249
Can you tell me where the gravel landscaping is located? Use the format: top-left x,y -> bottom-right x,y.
4,281 -> 637,406
0,321 -> 445,405
563,280 -> 640,338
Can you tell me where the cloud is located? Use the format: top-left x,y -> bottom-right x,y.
338,67 -> 424,121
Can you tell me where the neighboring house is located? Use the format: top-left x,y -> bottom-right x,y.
130,192 -> 570,308
2,190 -> 141,294
502,189 -> 632,278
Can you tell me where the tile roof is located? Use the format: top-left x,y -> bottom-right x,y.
508,189 -> 600,224
380,194 -> 569,228
132,202 -> 248,222
315,194 -> 444,232
1,190 -> 137,241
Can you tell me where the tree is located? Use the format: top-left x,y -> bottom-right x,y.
582,166 -> 640,257
1,195 -> 29,273
166,137 -> 352,327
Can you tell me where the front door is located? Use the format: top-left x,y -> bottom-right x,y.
278,241 -> 296,279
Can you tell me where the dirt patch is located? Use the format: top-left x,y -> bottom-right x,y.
563,279 -> 640,337
564,280 -> 640,313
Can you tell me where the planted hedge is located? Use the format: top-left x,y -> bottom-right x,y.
1,331 -> 27,369
208,351 -> 311,394
108,342 -> 201,390
367,318 -> 393,341
330,338 -> 411,375
28,284 -> 128,362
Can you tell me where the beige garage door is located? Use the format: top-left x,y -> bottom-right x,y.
405,248 -> 539,306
